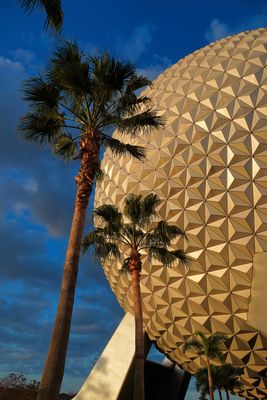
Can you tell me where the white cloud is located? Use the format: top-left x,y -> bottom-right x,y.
138,54 -> 172,80
118,24 -> 155,62
22,177 -> 38,192
205,18 -> 232,42
115,26 -> 172,80
12,48 -> 35,66
205,5 -> 267,43
138,64 -> 166,80
0,56 -> 24,72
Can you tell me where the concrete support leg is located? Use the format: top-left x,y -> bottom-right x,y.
74,313 -> 137,400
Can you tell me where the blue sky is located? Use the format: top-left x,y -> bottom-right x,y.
0,0 -> 267,395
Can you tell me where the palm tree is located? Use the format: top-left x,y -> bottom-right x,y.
195,364 -> 243,400
216,364 -> 243,400
183,332 -> 227,400
19,0 -> 63,32
82,193 -> 189,400
18,41 -> 163,400
195,367 -> 210,400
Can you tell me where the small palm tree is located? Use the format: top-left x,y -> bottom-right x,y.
183,332 -> 227,400
216,364 -> 243,400
19,41 -> 163,400
195,367 -> 210,400
19,0 -> 63,32
195,364 -> 243,400
82,193 -> 189,400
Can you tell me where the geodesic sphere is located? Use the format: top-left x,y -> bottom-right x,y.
95,28 -> 267,398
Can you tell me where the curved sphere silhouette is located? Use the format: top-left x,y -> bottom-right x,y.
95,28 -> 267,398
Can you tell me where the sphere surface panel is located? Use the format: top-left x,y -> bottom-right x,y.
95,28 -> 267,398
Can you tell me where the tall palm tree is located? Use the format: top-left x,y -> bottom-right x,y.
82,193 -> 189,400
183,332 -> 227,400
18,41 -> 163,400
19,0 -> 63,32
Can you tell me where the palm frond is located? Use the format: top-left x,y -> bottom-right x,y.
114,94 -> 151,116
123,194 -> 142,225
53,133 -> 77,160
207,333 -> 228,361
82,229 -> 120,260
100,134 -> 145,160
18,112 -> 62,144
140,193 -> 160,226
68,99 -> 88,124
208,333 -> 228,349
123,224 -> 145,244
94,240 -> 120,260
183,338 -> 204,354
146,222 -> 186,247
20,0 -> 63,32
90,53 -> 136,93
89,54 -> 137,109
123,193 -> 159,227
95,165 -> 104,182
50,41 -> 83,69
195,368 -> 209,392
209,350 -> 226,363
149,246 -> 189,267
47,41 -> 84,86
170,249 -> 190,265
52,60 -> 91,97
82,229 -> 102,253
194,331 -> 209,349
126,74 -> 152,92
94,204 -> 121,222
22,76 -> 60,113
117,109 -> 164,136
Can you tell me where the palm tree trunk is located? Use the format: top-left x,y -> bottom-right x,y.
206,358 -> 214,400
37,131 -> 99,400
130,250 -> 145,400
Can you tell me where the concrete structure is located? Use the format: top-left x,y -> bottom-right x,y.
74,313 -> 189,400
94,28 -> 267,398
74,313 -> 136,400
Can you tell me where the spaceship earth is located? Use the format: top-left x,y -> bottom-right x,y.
95,28 -> 267,398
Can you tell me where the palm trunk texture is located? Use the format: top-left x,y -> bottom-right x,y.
206,359 -> 214,400
130,250 -> 145,400
37,131 -> 99,400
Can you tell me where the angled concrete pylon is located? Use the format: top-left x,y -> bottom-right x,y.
74,313 -> 136,400
74,312 -> 191,400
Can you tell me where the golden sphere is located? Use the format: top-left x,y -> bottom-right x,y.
95,28 -> 267,398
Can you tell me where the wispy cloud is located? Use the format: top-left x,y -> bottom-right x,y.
138,54 -> 172,80
205,4 -> 267,43
11,48 -> 35,67
115,25 -> 172,81
0,56 -> 24,72
205,19 -> 231,42
117,24 -> 155,62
